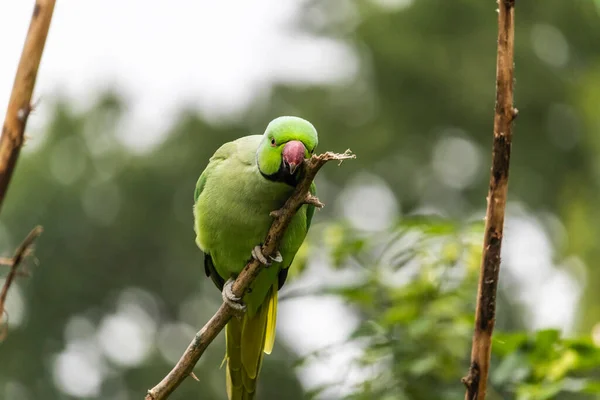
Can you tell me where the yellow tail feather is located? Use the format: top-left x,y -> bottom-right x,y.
225,284 -> 278,400
264,284 -> 278,355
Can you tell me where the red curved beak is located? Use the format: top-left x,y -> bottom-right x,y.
282,140 -> 306,175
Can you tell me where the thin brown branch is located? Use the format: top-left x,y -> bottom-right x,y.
145,150 -> 355,400
0,226 -> 43,340
462,1 -> 517,399
0,0 -> 56,213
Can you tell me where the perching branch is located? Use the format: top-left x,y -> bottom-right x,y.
462,1 -> 517,399
0,226 -> 43,340
0,0 -> 56,212
145,150 -> 355,400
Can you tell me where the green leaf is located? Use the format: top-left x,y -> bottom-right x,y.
516,381 -> 563,400
493,351 -> 531,385
409,354 -> 438,376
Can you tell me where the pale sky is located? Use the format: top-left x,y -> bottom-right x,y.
0,0 -> 357,151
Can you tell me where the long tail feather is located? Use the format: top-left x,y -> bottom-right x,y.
225,284 -> 278,400
226,318 -> 243,398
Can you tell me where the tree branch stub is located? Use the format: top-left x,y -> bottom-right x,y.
0,226 -> 43,340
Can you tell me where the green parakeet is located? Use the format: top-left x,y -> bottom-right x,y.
193,116 -> 318,399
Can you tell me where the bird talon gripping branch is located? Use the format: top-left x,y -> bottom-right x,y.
222,279 -> 246,315
251,245 -> 282,266
270,250 -> 283,263
251,245 -> 270,265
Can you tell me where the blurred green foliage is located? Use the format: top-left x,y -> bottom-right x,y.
494,329 -> 600,399
318,221 -> 600,400
322,219 -> 481,400
1,0 -> 600,399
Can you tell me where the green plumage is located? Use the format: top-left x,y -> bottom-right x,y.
193,116 -> 318,399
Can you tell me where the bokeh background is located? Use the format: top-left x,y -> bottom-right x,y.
1,1 -> 600,399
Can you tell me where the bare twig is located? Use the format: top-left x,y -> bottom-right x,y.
0,0 -> 56,212
145,150 -> 355,400
0,226 -> 43,340
462,1 -> 517,399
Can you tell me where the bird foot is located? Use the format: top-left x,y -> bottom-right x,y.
222,278 -> 246,315
251,245 -> 282,266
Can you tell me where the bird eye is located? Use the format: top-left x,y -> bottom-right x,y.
270,138 -> 276,146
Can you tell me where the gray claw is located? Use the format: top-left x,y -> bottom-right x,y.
251,246 -> 283,265
270,251 -> 283,263
252,245 -> 270,266
222,278 -> 246,314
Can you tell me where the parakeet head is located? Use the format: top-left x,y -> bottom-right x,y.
257,116 -> 318,184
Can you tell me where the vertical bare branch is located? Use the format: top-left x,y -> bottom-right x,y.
0,0 -> 56,212
462,1 -> 517,399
